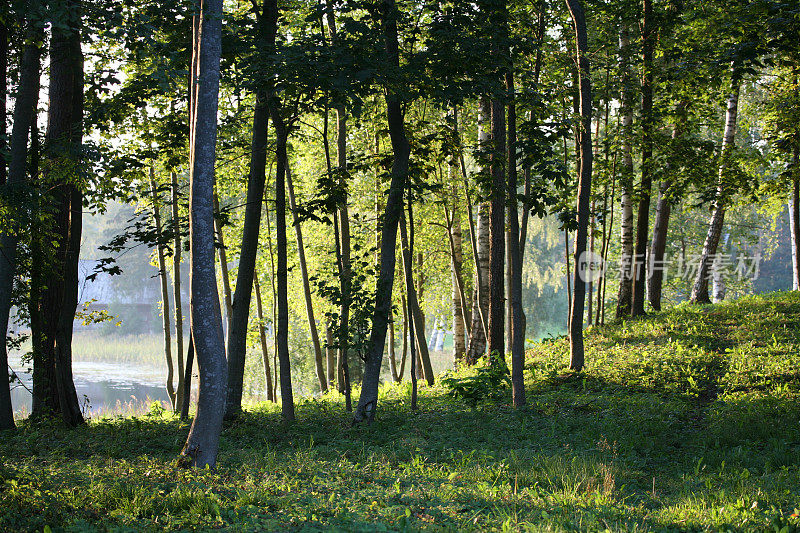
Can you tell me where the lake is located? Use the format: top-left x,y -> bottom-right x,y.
9,356 -> 172,417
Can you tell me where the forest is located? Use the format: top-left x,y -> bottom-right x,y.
1,0 -> 800,529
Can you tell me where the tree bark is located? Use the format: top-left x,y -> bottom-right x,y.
213,191 -> 233,338
181,0 -> 227,469
180,334 -> 194,420
150,171 -> 176,410
325,0 -> 353,411
269,111 -> 295,421
254,276 -> 274,402
352,0 -> 409,424
506,71 -> 526,406
691,83 -> 739,304
287,165 -> 327,393
465,99 -> 491,363
171,171 -> 185,413
631,0 -> 655,317
225,88 -> 269,418
401,216 -> 435,385
791,165 -> 800,290
647,104 -> 685,310
565,0 -> 593,372
31,2 -> 84,426
0,14 -> 43,430
488,100 -> 506,360
616,26 -> 635,318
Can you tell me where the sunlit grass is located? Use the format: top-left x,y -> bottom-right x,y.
3,292 -> 800,531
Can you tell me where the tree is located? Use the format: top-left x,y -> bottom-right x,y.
0,7 -> 43,430
565,0 -> 593,372
630,0 -> 655,317
181,0 -> 228,468
691,79 -> 740,304
224,0 -> 270,416
31,0 -> 84,426
353,0 -> 410,425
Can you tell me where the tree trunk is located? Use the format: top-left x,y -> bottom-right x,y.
791,168 -> 800,290
269,111 -> 295,421
565,0 -> 593,372
488,101 -> 506,360
254,276 -> 274,402
181,0 -> 227,469
648,181 -> 671,310
691,83 -> 739,304
465,99 -> 491,364
401,216 -> 435,386
325,321 -> 336,388
712,234 -> 729,302
447,197 -> 467,362
389,311 -> 399,381
180,334 -> 194,420
506,71 -> 526,406
325,1 -> 353,412
404,208 -> 419,411
616,26 -> 635,318
352,0 -> 409,424
171,171 -> 185,413
265,198 -> 280,402
0,16 -> 43,430
399,288 -> 408,380
31,3 -> 84,426
0,19 -> 6,186
287,165 -> 327,393
151,171 -> 176,410
224,89 -> 269,418
213,191 -> 233,338
631,0 -> 655,317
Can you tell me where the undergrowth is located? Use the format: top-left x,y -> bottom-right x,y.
3,291 -> 800,531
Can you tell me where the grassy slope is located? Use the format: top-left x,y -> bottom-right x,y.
2,292 -> 800,532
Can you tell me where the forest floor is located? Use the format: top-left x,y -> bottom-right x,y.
3,292 -> 800,532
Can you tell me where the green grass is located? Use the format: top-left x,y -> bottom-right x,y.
3,292 -> 800,531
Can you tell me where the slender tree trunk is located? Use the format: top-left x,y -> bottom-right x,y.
0,19 -> 6,186
254,276 -> 274,402
404,207 -> 418,410
415,252 -> 425,380
399,287 -> 408,380
691,83 -> 739,304
565,0 -> 593,372
224,88 -> 269,418
506,71 -> 526,406
213,191 -> 233,337
181,0 -> 227,469
180,334 -> 194,420
466,99 -> 491,363
171,171 -> 185,413
791,165 -> 800,290
151,171 -> 176,410
0,15 -> 43,430
268,111 -> 295,421
265,198 -> 280,402
488,100 -> 506,360
616,27 -> 635,318
389,312 -> 399,381
287,165 -> 327,393
352,0 -> 409,424
325,321 -> 336,388
325,2 -> 353,412
401,216 -> 435,385
631,0 -> 655,317
447,198 -> 467,362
